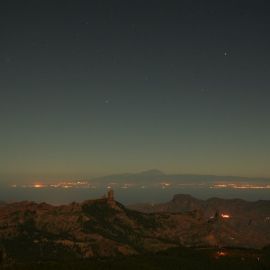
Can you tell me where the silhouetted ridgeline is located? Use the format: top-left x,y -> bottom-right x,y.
90,170 -> 270,185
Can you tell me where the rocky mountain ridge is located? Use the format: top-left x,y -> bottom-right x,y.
0,194 -> 269,262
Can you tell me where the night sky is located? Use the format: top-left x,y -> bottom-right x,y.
1,0 -> 270,181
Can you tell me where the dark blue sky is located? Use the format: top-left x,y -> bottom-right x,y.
1,0 -> 270,180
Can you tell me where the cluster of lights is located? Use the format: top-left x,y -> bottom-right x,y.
49,181 -> 93,189
11,181 -> 94,189
211,183 -> 270,189
216,251 -> 227,257
11,180 -> 270,191
221,213 -> 231,219
160,182 -> 171,189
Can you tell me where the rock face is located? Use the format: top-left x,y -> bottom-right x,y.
129,194 -> 270,247
0,195 -> 270,262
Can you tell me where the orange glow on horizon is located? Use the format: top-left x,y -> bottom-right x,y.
33,183 -> 45,188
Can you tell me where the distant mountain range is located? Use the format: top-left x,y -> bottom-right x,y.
90,169 -> 270,185
0,193 -> 270,264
